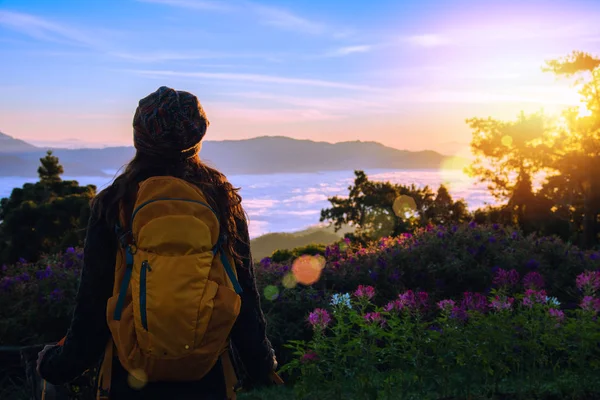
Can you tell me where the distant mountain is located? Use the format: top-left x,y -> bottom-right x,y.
0,134 -> 469,178
0,132 -> 39,153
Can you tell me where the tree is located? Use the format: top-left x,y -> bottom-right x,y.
0,153 -> 95,263
38,150 -> 64,184
319,170 -> 469,243
466,111 -> 548,202
466,109 -> 564,234
542,51 -> 600,248
424,185 -> 470,226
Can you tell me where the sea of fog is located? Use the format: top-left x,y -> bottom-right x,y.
0,169 -> 495,238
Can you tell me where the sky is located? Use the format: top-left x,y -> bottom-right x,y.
1,0 -> 600,155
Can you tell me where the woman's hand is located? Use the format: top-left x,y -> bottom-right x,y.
36,344 -> 57,375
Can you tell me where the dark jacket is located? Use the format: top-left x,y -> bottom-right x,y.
38,193 -> 276,399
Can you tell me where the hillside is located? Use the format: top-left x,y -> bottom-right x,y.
0,133 -> 470,177
0,132 -> 39,153
249,225 -> 347,260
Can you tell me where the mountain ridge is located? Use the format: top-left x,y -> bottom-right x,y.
0,132 -> 469,177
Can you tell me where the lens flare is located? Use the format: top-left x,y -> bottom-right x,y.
393,195 -> 417,218
292,255 -> 325,285
128,369 -> 148,390
282,272 -> 298,289
264,285 -> 280,301
501,135 -> 513,147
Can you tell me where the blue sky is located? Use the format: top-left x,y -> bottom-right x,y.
1,0 -> 600,153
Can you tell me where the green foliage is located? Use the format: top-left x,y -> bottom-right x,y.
271,244 -> 327,263
283,278 -> 600,399
255,223 -> 600,370
0,153 -> 95,264
37,150 -> 64,185
319,170 -> 470,242
0,248 -> 82,346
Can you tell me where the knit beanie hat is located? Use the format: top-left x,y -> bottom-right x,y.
132,86 -> 209,159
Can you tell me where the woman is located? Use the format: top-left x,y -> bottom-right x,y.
36,86 -> 277,399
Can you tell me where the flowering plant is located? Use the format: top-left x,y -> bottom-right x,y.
282,269 -> 600,399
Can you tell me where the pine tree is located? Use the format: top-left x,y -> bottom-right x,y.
37,150 -> 64,184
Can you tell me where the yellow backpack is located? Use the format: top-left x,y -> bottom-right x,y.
97,176 -> 243,399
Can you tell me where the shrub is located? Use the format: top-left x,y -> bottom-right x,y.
257,224 -> 599,368
270,243 -> 327,263
282,270 -> 600,399
0,248 -> 83,346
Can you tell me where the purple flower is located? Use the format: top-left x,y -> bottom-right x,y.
18,258 -> 27,264
580,296 -> 600,313
450,306 -> 468,321
437,299 -> 456,312
489,236 -> 497,244
489,296 -> 515,311
1,277 -> 15,291
377,257 -> 387,268
369,271 -> 379,281
429,325 -> 443,334
469,221 -> 477,229
36,266 -> 53,280
384,299 -> 404,312
461,292 -> 488,314
437,231 -> 445,238
526,259 -> 540,270
354,285 -> 375,300
398,290 -> 428,311
522,272 -> 545,290
389,269 -> 400,282
259,257 -> 272,268
493,268 -> 520,288
521,289 -> 548,308
511,232 -> 519,240
590,253 -> 599,261
66,247 -> 76,254
576,271 -> 600,295
492,223 -> 500,230
451,225 -> 458,233
307,308 -> 331,330
15,273 -> 30,282
300,351 -> 319,363
364,312 -> 385,327
548,308 -> 565,324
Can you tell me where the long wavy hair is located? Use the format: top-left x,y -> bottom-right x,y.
92,151 -> 247,261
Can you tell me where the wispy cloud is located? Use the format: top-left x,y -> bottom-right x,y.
136,0 -> 329,35
108,50 -> 273,63
128,69 -> 386,91
0,10 -> 101,47
250,3 -> 325,35
324,45 -> 373,57
208,102 -> 343,123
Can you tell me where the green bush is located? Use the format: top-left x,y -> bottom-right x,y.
270,243 -> 327,263
282,271 -> 600,399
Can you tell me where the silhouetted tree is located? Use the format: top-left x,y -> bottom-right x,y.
37,150 -> 64,185
541,51 -> 600,248
0,153 -> 95,263
320,170 -> 469,243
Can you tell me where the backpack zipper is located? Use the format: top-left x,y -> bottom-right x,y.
140,260 -> 151,330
